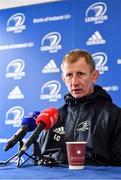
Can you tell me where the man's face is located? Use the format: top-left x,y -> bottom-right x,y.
62,57 -> 99,99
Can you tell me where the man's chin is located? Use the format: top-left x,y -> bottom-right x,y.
72,93 -> 84,99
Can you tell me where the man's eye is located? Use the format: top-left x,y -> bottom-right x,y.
66,73 -> 72,78
77,72 -> 85,77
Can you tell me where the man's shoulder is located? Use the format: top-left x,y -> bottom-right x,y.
105,100 -> 120,110
57,103 -> 68,121
58,103 -> 67,111
104,100 -> 121,116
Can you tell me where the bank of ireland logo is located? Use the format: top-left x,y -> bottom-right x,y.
5,106 -> 24,127
40,80 -> 61,102
85,2 -> 108,24
40,32 -> 62,53
6,59 -> 25,80
6,13 -> 26,33
103,85 -> 119,92
117,59 -> 121,64
92,52 -> 108,74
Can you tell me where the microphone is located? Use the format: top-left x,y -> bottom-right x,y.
4,111 -> 40,151
18,108 -> 58,157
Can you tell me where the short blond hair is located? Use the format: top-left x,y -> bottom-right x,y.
61,49 -> 95,72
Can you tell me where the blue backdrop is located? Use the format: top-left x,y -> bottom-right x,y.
0,0 -> 121,161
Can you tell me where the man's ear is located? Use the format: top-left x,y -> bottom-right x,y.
92,69 -> 99,83
61,73 -> 65,83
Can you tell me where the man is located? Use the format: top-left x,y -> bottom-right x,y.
39,49 -> 121,166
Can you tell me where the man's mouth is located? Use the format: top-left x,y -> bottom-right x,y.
72,89 -> 82,93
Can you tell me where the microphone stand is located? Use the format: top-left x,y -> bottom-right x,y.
0,140 -> 38,167
0,140 -> 24,167
17,140 -> 41,168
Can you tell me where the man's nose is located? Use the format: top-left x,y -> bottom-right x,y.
71,74 -> 79,85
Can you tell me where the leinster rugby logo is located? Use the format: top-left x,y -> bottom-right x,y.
40,80 -> 61,102
76,121 -> 90,132
6,59 -> 25,79
92,52 -> 108,74
6,13 -> 26,33
85,2 -> 108,24
5,106 -> 24,127
40,32 -> 62,53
